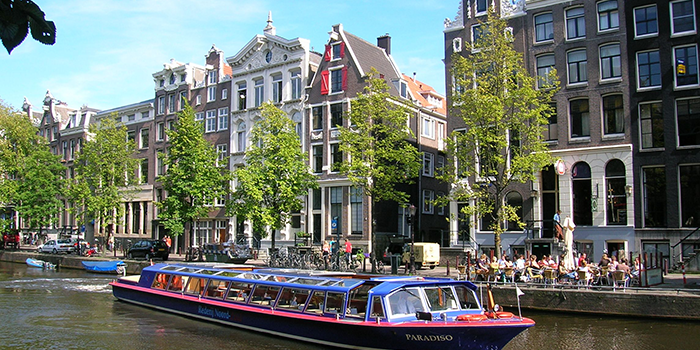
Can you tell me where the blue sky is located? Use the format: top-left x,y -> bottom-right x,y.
0,0 -> 456,111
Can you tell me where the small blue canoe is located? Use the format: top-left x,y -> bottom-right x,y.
82,260 -> 126,274
26,257 -> 56,269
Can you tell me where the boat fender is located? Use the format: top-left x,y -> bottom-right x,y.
456,314 -> 488,322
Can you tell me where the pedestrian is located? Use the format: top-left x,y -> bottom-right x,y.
344,238 -> 352,264
164,235 -> 172,253
553,209 -> 563,240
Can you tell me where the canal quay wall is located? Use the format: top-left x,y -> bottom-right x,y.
3,249 -> 700,320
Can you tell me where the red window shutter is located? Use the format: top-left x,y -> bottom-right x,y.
341,66 -> 348,91
324,45 -> 331,61
340,42 -> 345,58
321,70 -> 329,95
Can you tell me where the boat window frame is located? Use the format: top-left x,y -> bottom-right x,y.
324,291 -> 346,315
276,287 -> 312,312
152,273 -> 171,290
225,281 -> 254,304
387,287 -> 427,317
166,275 -> 185,293
203,278 -> 230,300
423,286 -> 461,312
304,290 -> 326,315
346,283 -> 375,319
453,285 -> 481,310
248,284 -> 281,307
369,295 -> 386,321
183,277 -> 207,296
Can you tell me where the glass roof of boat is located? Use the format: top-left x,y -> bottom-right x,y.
158,265 -> 364,289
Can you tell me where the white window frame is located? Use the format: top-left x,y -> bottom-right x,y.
421,117 -> 435,139
673,44 -> 699,89
291,70 -> 302,99
597,0 -> 619,33
195,112 -> 204,121
534,12 -> 554,43
536,54 -> 555,88
216,144 -> 228,167
205,110 -> 217,133
633,4 -> 658,39
636,50 -> 661,90
599,43 -> 622,81
139,128 -> 149,149
254,78 -> 264,107
218,107 -> 229,131
567,48 -> 588,86
565,7 -> 586,41
331,42 -> 343,61
207,86 -> 216,102
475,0 -> 488,15
423,152 -> 434,177
329,67 -> 343,94
272,74 -> 283,103
196,95 -> 202,106
422,189 -> 434,214
222,88 -> 228,100
237,123 -> 247,153
670,0 -> 697,36
156,122 -> 164,141
208,71 -> 217,85
158,96 -> 165,114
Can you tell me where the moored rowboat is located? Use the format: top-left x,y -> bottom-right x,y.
26,257 -> 56,269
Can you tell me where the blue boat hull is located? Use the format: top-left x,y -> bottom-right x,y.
111,283 -> 531,350
82,261 -> 125,273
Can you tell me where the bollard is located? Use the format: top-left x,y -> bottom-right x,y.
682,263 -> 687,285
446,260 -> 450,277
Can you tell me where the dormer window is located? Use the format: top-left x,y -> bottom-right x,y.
160,79 -> 165,87
324,42 -> 345,61
169,75 -> 176,85
400,81 -> 408,99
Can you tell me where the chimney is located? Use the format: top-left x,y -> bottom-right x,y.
377,34 -> 391,55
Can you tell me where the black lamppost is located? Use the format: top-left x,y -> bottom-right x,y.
408,204 -> 417,275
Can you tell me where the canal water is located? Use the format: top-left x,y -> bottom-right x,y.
0,261 -> 697,350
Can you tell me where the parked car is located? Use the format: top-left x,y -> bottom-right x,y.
38,239 -> 75,254
127,240 -> 169,261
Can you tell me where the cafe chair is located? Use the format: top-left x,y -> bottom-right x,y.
612,270 -> 629,291
543,269 -> 557,287
577,270 -> 591,288
526,267 -> 543,283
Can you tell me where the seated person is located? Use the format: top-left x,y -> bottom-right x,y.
599,253 -> 610,268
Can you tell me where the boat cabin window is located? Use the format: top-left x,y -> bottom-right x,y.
454,285 -> 480,310
276,287 -> 311,311
305,291 -> 325,315
167,275 -> 184,293
249,284 -> 280,307
325,292 -> 346,315
204,279 -> 230,300
370,296 -> 385,319
346,283 -> 374,319
184,277 -> 207,296
152,273 -> 170,290
226,282 -> 253,303
424,286 -> 460,312
388,288 -> 426,316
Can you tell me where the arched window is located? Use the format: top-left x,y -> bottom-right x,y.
292,111 -> 302,139
506,191 -> 523,231
605,159 -> 626,225
237,122 -> 247,152
572,162 -> 592,225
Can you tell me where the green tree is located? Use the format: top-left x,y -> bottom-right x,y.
0,99 -> 43,205
0,0 -> 56,54
338,69 -> 422,269
229,102 -> 317,249
69,117 -> 139,239
16,147 -> 65,237
156,102 -> 230,245
441,11 -> 558,258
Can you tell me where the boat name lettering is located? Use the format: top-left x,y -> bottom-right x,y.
198,306 -> 231,320
405,334 -> 453,342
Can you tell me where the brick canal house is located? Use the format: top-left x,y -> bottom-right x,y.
443,0 -> 636,262
305,24 -> 449,255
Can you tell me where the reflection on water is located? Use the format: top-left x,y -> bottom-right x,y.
0,261 -> 696,350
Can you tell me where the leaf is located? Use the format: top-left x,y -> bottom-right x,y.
0,20 -> 27,54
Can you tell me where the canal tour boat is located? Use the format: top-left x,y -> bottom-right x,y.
110,263 -> 533,350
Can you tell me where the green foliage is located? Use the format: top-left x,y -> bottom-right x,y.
229,102 -> 317,248
441,11 -> 559,256
338,68 -> 421,204
16,147 -> 65,230
69,116 -> 139,228
156,102 -> 231,237
0,0 -> 56,54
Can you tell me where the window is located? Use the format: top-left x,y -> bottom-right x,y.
597,1 -> 619,31
605,160 -> 627,225
567,49 -> 587,84
208,71 -> 217,84
272,74 -> 282,103
471,24 -> 483,45
127,114 -> 135,122
332,42 -> 343,60
237,82 -> 247,110
218,107 -> 229,130
330,143 -> 342,172
330,103 -> 343,128
400,81 -> 407,99
566,7 -> 586,40
600,44 -> 621,79
350,187 -> 362,234
179,91 -> 187,110
436,155 -> 445,176
140,128 -> 149,149
140,159 -> 148,184
603,95 -> 624,135
254,79 -> 264,107
330,187 -> 342,232
680,165 -> 700,227
312,106 -> 323,130
671,0 -> 696,35
674,45 -> 699,87
216,144 -> 227,167
156,122 -> 164,141
423,152 -> 434,177
640,102 -> 664,149
570,99 -> 590,138
422,117 -> 435,138
643,167 -> 666,227
313,145 -> 323,173
637,50 -> 661,89
634,5 -> 658,37
207,86 -> 216,102
476,0 -> 487,14
422,189 -> 434,214
196,95 -> 201,106
544,103 -> 558,141
506,191 -> 523,230
330,69 -> 343,93
453,37 -> 462,52
195,112 -> 204,121
168,95 -> 176,113
206,110 -> 217,133
158,96 -> 165,114
572,162 -> 592,226
237,123 -> 247,152
291,71 -> 302,99
157,152 -> 165,176
535,13 -> 554,42
167,120 -> 174,131
536,54 -> 555,88
222,88 -> 228,100
677,97 -> 700,146
69,139 -> 75,160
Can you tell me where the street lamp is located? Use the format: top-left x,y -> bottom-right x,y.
408,204 -> 417,275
